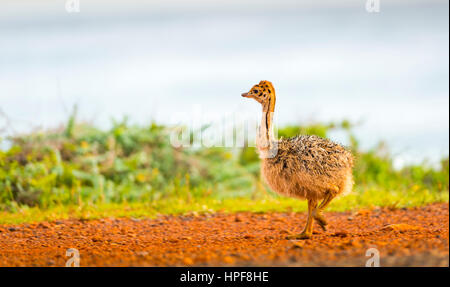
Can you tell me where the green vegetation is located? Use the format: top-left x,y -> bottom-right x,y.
0,115 -> 448,224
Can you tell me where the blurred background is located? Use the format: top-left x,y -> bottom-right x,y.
0,0 -> 448,167
0,0 -> 448,220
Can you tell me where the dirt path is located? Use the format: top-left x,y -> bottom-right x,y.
0,203 -> 448,267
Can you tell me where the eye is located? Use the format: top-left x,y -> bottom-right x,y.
252,89 -> 258,93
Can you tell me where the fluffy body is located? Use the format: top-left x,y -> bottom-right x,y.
261,135 -> 354,201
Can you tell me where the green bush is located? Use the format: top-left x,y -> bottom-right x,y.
0,116 -> 448,211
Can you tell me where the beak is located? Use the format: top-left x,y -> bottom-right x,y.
241,93 -> 249,98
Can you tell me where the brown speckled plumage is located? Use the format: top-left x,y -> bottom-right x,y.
262,135 -> 354,201
273,135 -> 353,177
242,80 -> 354,239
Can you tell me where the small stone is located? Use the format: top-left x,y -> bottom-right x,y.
38,222 -> 50,229
136,251 -> 149,256
354,210 -> 371,217
183,257 -> 194,265
223,256 -> 234,264
381,224 -> 424,232
291,241 -> 304,249
332,231 -> 348,238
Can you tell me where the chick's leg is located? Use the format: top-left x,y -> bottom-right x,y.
287,199 -> 318,240
313,191 -> 335,231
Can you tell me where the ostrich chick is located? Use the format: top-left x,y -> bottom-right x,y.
242,80 -> 354,239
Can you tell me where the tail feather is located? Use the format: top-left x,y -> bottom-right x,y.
340,173 -> 354,197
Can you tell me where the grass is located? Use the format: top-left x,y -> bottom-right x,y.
0,114 -> 448,224
0,186 -> 447,225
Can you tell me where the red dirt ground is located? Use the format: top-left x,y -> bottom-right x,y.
0,203 -> 448,267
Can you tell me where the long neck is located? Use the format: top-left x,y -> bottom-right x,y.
257,93 -> 276,152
